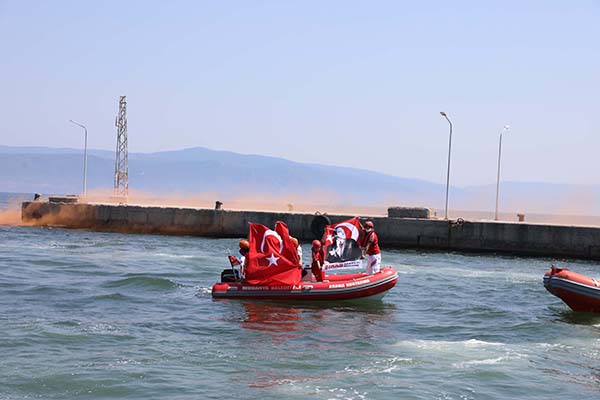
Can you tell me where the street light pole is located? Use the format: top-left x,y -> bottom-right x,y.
494,125 -> 510,221
69,119 -> 88,197
440,112 -> 453,220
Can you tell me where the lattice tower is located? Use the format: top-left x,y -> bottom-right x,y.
114,96 -> 129,197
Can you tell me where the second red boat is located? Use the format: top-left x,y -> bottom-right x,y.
543,266 -> 600,312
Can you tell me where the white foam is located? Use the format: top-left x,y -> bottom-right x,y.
198,287 -> 212,295
393,338 -> 505,351
395,269 -> 414,275
325,387 -> 367,400
338,356 -> 413,375
393,264 -> 418,275
154,253 -> 195,259
452,354 -> 521,368
109,358 -> 142,368
535,342 -> 571,350
423,266 -> 540,283
392,338 -> 535,372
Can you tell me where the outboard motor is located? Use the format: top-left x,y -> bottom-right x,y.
221,268 -> 240,283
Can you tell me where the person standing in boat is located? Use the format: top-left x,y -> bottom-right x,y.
238,240 -> 249,266
236,239 -> 250,278
311,240 -> 325,282
291,237 -> 302,267
226,239 -> 250,281
360,220 -> 381,275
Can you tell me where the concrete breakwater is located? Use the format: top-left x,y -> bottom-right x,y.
21,201 -> 600,261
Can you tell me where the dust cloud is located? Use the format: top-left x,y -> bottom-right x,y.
85,188 -> 389,217
0,207 -> 21,226
0,195 -> 28,226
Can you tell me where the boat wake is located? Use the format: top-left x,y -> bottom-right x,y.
340,356 -> 415,375
153,252 -> 197,259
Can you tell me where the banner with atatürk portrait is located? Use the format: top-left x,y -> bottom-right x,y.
322,217 -> 364,271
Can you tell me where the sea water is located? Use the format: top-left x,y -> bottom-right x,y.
1,196 -> 600,399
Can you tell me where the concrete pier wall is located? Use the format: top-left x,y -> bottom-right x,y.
21,201 -> 600,260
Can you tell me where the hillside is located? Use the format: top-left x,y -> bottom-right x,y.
2,145 -> 598,215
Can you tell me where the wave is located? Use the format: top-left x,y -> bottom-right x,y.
102,275 -> 180,290
25,285 -> 83,296
93,292 -> 134,301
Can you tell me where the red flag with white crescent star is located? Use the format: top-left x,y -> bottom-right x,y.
244,222 -> 301,286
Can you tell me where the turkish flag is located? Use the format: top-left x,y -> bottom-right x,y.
228,255 -> 241,267
244,222 -> 301,286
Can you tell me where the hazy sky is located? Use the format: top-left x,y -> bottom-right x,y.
0,1 -> 598,186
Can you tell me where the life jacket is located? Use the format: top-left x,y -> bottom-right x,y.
311,250 -> 325,282
311,250 -> 323,269
362,230 -> 380,255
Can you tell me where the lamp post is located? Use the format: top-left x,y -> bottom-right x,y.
69,119 -> 88,197
494,125 -> 510,221
440,111 -> 453,220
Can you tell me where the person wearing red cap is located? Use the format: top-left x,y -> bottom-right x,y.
238,239 -> 249,266
237,239 -> 250,279
360,220 -> 381,274
311,240 -> 325,282
227,239 -> 250,281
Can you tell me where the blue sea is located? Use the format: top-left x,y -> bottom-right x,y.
1,192 -> 600,399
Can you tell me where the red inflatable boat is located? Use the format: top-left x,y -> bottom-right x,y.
213,220 -> 398,301
212,266 -> 398,301
543,266 -> 600,312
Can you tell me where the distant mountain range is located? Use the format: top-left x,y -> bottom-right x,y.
1,145 -> 598,215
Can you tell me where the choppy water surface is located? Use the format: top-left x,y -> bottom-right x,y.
1,224 -> 600,399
